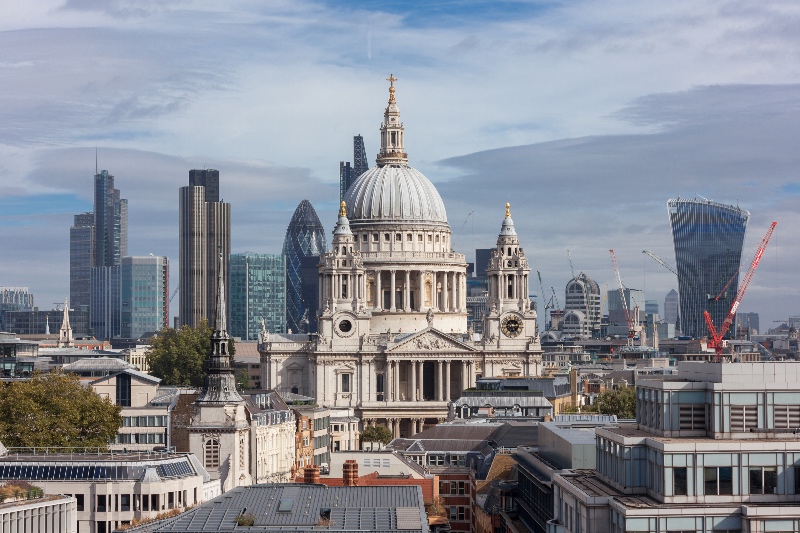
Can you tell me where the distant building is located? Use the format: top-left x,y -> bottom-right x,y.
668,198 -> 749,338
606,287 -> 645,338
0,287 -> 34,309
179,169 -> 230,328
735,311 -> 759,336
353,134 -> 369,178
562,273 -> 601,339
339,161 -> 354,202
282,200 -> 326,334
474,248 -> 493,278
664,288 -> 679,326
121,256 -> 169,339
70,212 -> 95,310
90,265 -> 121,340
229,253 -> 286,340
1,308 -> 89,338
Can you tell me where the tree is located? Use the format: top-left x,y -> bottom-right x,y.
146,321 -> 235,387
593,386 -> 636,419
361,425 -> 393,449
0,371 -> 122,448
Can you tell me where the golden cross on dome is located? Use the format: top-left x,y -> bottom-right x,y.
386,74 -> 397,103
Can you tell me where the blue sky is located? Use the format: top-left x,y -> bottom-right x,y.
2,0 -> 800,329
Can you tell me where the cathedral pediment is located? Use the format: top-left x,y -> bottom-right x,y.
387,328 -> 476,353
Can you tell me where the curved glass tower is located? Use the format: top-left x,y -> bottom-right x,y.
282,200 -> 327,334
668,198 -> 749,339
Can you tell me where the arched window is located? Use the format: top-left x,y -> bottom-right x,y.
205,439 -> 220,468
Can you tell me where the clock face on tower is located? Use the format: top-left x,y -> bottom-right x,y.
501,315 -> 523,338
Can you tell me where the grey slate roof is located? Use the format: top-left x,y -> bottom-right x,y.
129,483 -> 427,532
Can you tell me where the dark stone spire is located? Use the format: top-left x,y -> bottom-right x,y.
197,250 -> 242,404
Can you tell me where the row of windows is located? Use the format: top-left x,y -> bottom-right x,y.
0,461 -> 193,481
672,466 -> 798,496
362,233 -> 445,243
122,415 -> 168,427
116,432 -> 166,444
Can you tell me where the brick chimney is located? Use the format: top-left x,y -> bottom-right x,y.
342,459 -> 359,486
304,464 -> 320,484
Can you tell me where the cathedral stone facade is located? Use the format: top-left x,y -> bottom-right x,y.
259,76 -> 542,438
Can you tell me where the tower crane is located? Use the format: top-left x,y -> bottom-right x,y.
704,221 -> 777,361
642,250 -> 677,276
610,249 -> 639,346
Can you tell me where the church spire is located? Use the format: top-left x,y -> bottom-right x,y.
376,74 -> 408,167
197,249 -> 242,404
214,249 -> 227,334
58,297 -> 73,348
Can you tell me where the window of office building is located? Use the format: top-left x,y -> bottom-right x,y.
704,467 -> 733,495
750,466 -> 777,494
674,467 -> 688,496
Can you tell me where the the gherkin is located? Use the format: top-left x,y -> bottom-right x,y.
282,200 -> 327,333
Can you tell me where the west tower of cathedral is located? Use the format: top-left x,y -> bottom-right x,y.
259,76 -> 542,438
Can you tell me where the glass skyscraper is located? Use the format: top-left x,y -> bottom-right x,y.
229,253 -> 286,340
121,256 -> 169,339
668,198 -> 749,339
282,200 -> 326,334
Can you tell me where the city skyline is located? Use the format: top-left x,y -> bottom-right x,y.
1,1 -> 799,328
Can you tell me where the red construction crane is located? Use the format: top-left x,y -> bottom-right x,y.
610,249 -> 637,345
704,221 -> 777,361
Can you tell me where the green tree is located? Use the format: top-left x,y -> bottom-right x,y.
0,371 -> 122,448
146,321 -> 235,387
361,425 -> 393,448
593,386 -> 636,419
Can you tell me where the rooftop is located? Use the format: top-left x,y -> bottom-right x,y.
127,483 -> 427,532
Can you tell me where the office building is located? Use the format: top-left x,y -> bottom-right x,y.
339,161 -> 354,202
562,273 -> 601,339
735,311 -> 760,337
606,287 -> 645,338
1,308 -> 89,338
664,289 -> 679,326
282,200 -> 326,334
178,169 -> 231,328
70,213 -> 95,310
668,198 -> 749,338
551,362 -> 800,533
353,134 -> 368,178
120,256 -> 169,339
90,266 -> 121,340
0,287 -> 34,310
93,170 -> 128,268
229,253 -> 286,341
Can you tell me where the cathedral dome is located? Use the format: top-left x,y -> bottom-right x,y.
344,165 -> 448,226
343,74 -> 448,227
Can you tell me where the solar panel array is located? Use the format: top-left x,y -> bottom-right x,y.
0,459 -> 194,481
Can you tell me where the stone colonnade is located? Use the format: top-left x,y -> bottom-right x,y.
372,269 -> 466,312
385,359 -> 474,402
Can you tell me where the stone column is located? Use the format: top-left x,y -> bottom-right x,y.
410,360 -> 416,401
442,271 -> 448,312
376,270 -> 382,310
418,361 -> 424,401
390,270 -> 396,311
445,360 -> 451,400
436,361 -> 443,401
404,270 -> 411,311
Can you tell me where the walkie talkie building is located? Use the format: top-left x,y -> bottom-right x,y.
282,200 -> 327,334
668,198 -> 749,339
